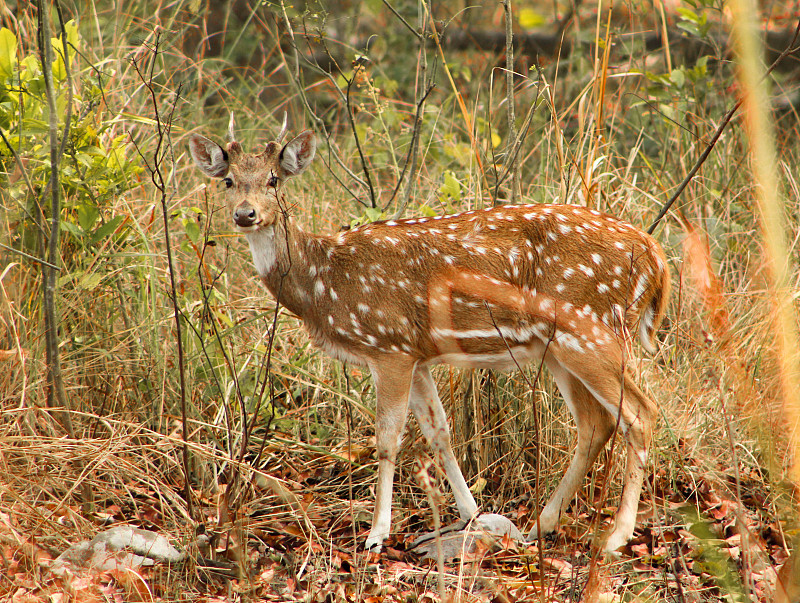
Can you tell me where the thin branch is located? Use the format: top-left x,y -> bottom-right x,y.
130,33 -> 193,519
391,2 -> 434,219
381,0 -> 422,40
344,74 -> 377,208
0,241 -> 60,270
389,84 -> 435,218
648,16 -> 800,234
493,76 -> 544,200
275,4 -> 370,201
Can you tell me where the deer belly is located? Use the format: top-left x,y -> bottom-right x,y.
429,326 -> 549,370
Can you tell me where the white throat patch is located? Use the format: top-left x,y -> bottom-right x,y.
245,226 -> 277,276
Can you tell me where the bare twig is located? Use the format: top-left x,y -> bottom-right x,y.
0,241 -> 60,270
381,0 -> 422,41
648,17 -> 800,234
389,84 -> 434,218
37,0 -> 69,418
37,0 -> 96,512
129,32 -> 193,519
391,1 -> 433,219
344,74 -> 377,208
492,76 -> 543,202
275,3 -> 371,203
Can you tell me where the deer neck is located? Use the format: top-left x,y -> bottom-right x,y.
243,216 -> 329,319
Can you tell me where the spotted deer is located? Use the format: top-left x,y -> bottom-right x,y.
189,123 -> 670,553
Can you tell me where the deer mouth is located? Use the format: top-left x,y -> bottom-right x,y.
234,220 -> 262,233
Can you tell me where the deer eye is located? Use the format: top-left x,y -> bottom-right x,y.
222,177 -> 233,189
267,175 -> 279,188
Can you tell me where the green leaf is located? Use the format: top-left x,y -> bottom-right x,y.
417,204 -> 437,218
364,207 -> 384,222
184,219 -> 201,244
439,170 -> 461,201
676,7 -> 700,23
670,68 -> 686,89
60,221 -> 82,238
0,28 -> 17,79
74,271 -> 104,291
676,21 -> 698,37
51,53 -> 64,81
89,215 -> 124,245
19,55 -> 39,80
77,204 -> 99,232
64,20 -> 79,51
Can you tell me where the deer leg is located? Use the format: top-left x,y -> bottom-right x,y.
409,365 -> 479,521
553,356 -> 655,553
365,357 -> 417,552
529,358 -> 615,539
603,374 -> 653,553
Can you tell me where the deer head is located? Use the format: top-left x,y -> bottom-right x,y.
188,120 -> 316,232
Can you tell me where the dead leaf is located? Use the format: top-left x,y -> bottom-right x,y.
541,557 -> 572,573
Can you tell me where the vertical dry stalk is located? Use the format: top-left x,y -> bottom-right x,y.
415,458 -> 447,601
728,0 -> 800,599
423,0 -> 489,198
584,5 -> 612,208
502,0 -> 520,204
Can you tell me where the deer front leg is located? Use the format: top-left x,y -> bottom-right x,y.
365,356 -> 417,552
409,365 -> 479,521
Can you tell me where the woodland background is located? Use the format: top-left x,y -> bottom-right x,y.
1,0 -> 800,601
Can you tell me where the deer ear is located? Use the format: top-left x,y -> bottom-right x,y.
189,134 -> 230,178
279,130 -> 316,177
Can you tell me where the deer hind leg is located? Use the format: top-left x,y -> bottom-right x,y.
528,358 -> 616,540
409,365 -> 479,521
560,360 -> 655,553
365,357 -> 417,552
602,373 -> 654,552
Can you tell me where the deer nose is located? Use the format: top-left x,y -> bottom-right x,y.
233,204 -> 257,228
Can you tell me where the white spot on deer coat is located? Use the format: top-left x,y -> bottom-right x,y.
555,331 -> 584,353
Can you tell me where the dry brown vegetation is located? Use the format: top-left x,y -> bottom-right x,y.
1,0 -> 800,601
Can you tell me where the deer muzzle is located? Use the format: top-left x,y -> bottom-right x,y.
233,203 -> 258,228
